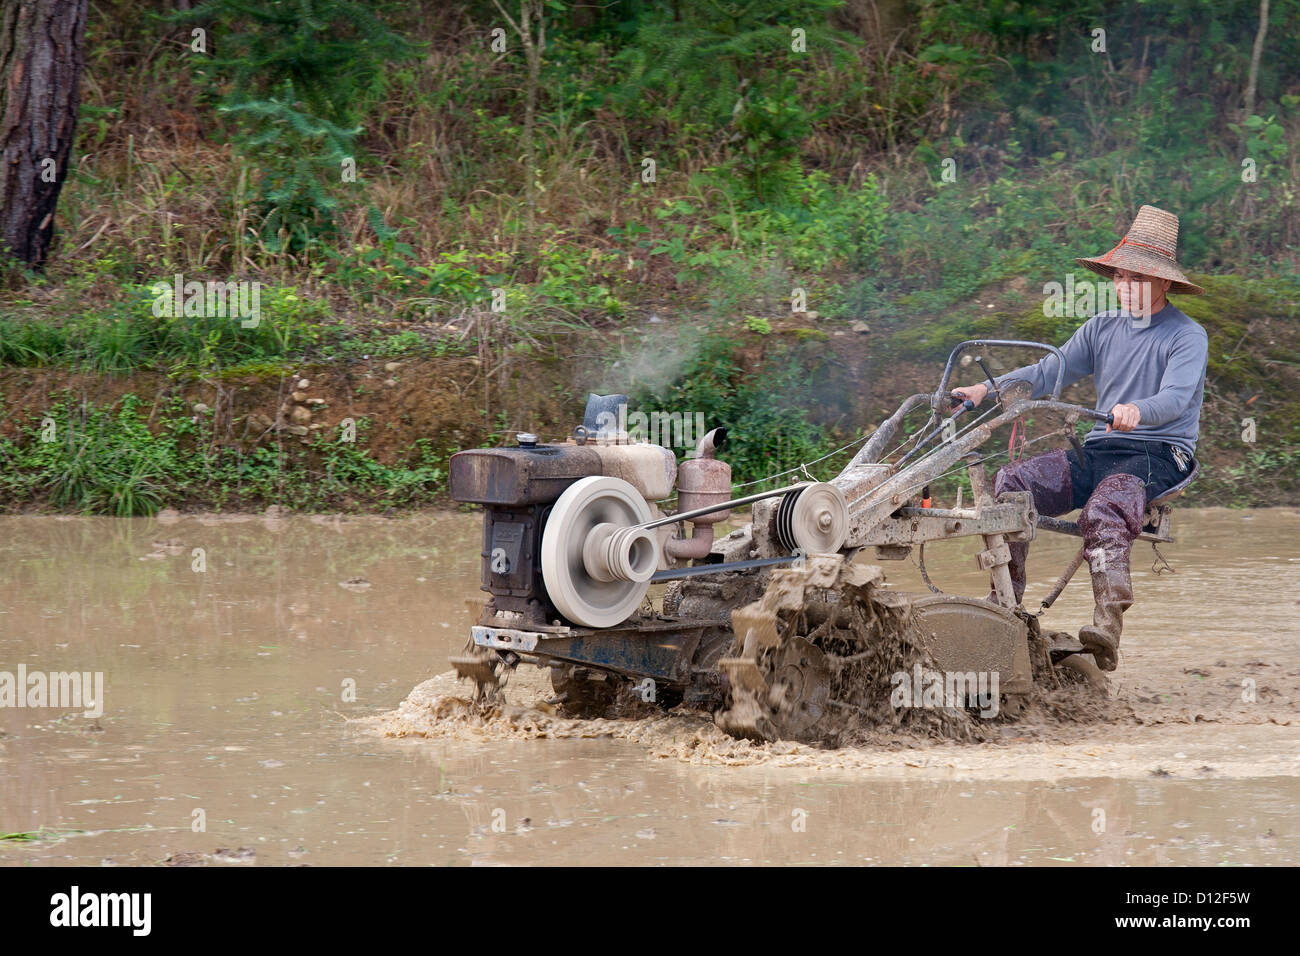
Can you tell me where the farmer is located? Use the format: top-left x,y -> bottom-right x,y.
952,205 -> 1208,671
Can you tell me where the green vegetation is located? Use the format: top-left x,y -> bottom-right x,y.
630,329 -> 837,485
0,827 -> 83,842
0,280 -> 336,371
0,0 -> 1297,511
0,394 -> 445,515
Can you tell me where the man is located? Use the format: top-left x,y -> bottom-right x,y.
952,205 -> 1209,671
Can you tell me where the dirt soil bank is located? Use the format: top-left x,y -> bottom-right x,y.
3,305 -> 1298,509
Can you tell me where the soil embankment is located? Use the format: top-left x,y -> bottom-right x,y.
3,286 -> 1298,511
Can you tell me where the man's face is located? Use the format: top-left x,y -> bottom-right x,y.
1112,269 -> 1172,316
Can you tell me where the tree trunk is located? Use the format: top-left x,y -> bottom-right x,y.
0,0 -> 89,266
492,0 -> 545,242
1243,0 -> 1270,123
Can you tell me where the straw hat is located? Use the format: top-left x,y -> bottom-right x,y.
1076,204 -> 1205,295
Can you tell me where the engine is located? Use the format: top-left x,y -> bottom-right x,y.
448,393 -> 732,631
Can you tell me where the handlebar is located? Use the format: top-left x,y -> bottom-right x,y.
947,391 -> 1113,425
936,339 -> 1069,408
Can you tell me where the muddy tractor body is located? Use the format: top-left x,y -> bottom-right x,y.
449,341 -> 1197,741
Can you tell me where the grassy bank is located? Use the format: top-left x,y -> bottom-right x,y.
3,269 -> 1297,514
1,1 -> 1297,513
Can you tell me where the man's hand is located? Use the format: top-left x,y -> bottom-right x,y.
1107,402 -> 1141,432
951,383 -> 989,408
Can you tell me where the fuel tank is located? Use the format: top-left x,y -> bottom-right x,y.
450,438 -> 676,507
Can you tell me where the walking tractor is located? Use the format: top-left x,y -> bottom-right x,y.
448,340 -> 1199,742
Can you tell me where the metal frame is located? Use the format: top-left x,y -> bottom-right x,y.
457,338 -> 1198,699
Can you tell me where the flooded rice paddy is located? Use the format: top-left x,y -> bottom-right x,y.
2,508 -> 1297,865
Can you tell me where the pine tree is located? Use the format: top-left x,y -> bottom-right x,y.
173,0 -> 419,251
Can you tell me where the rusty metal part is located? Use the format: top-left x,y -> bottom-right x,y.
850,394 -> 932,467
1150,540 -> 1175,574
916,541 -> 942,594
717,637 -> 830,742
674,429 -> 732,523
450,444 -> 604,507
966,453 -> 993,502
716,554 -> 863,742
1037,513 -> 1173,544
978,534 -> 1017,609
713,552 -> 1037,742
549,666 -> 619,717
908,594 -> 1033,698
664,522 -> 716,561
472,624 -> 544,652
1037,545 -> 1087,614
450,641 -> 501,695
1143,504 -> 1174,542
879,491 -> 1039,611
839,397 -> 1107,546
883,493 -> 1037,544
935,340 -> 1071,407
874,544 -> 912,560
666,435 -> 733,561
462,607 -> 733,706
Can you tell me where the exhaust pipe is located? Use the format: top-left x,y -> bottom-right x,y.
666,427 -> 732,560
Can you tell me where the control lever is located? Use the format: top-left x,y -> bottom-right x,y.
898,393 -> 974,468
974,356 -> 1000,404
946,391 -> 975,414
1070,408 -> 1116,456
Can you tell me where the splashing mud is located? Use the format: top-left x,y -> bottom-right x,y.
359,636 -> 1130,771
361,644 -> 1297,775
362,553 -> 1140,766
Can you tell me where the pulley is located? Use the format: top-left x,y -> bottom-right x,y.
774,482 -> 849,554
541,476 -> 659,628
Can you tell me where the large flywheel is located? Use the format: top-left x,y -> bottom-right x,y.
541,476 -> 660,628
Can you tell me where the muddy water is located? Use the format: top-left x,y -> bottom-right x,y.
1,509 -> 1297,866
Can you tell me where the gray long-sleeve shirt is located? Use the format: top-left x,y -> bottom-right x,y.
993,304 -> 1209,454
